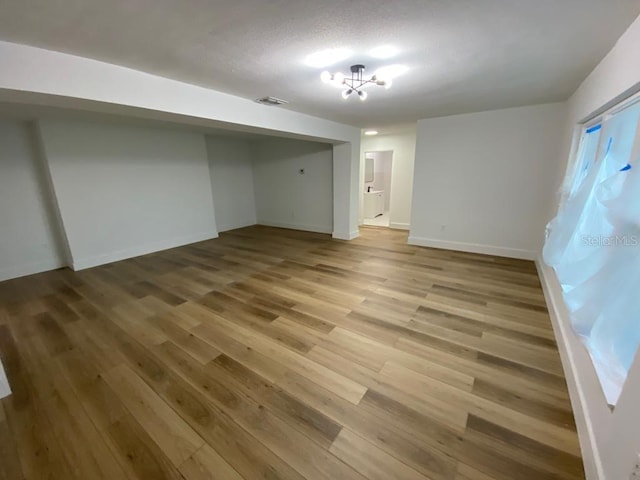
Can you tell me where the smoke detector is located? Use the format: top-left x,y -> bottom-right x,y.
255,96 -> 289,106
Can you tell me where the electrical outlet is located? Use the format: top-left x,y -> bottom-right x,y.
629,454 -> 640,479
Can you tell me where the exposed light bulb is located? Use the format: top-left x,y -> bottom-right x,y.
342,89 -> 352,100
334,72 -> 345,85
320,71 -> 332,83
384,78 -> 393,89
359,90 -> 368,101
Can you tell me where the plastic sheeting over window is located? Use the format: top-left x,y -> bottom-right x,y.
543,99 -> 640,406
568,124 -> 601,198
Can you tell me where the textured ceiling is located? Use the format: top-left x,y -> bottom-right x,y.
1,1 -> 639,128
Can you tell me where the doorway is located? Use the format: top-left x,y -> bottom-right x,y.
363,150 -> 393,227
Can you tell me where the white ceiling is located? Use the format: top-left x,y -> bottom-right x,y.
1,1 -> 639,128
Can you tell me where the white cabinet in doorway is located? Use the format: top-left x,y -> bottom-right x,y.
364,191 -> 385,218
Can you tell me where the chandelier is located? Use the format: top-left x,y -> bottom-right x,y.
320,64 -> 391,101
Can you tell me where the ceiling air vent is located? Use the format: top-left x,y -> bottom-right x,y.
255,96 -> 289,106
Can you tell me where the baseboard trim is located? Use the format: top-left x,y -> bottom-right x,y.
0,357 -> 10,399
72,230 -> 219,270
257,220 -> 333,235
407,236 -> 536,260
333,230 -> 360,241
0,257 -> 66,283
536,258 -> 604,480
217,220 -> 257,233
389,222 -> 410,230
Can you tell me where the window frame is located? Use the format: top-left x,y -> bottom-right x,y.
561,91 -> 640,208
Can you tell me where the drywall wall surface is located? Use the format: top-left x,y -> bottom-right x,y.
361,129 -> 416,230
0,41 -> 360,144
0,41 -> 361,242
253,138 -> 333,234
37,119 -> 217,269
333,141 -> 360,240
206,135 -> 257,232
0,120 -> 65,281
410,103 -> 567,259
570,14 -> 640,125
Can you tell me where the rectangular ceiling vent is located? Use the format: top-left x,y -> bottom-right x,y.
255,96 -> 289,106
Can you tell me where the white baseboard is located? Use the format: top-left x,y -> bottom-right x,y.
72,229 -> 219,270
333,230 -> 360,241
536,258 -> 604,480
0,257 -> 66,283
389,222 -> 410,230
407,235 -> 536,260
217,220 -> 257,233
257,220 -> 333,235
0,357 -> 10,399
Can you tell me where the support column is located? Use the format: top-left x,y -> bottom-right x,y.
332,140 -> 361,240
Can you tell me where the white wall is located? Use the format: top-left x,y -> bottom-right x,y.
361,129 -> 416,230
333,141 -> 361,240
37,119 -> 217,270
206,136 -> 257,232
0,120 -> 65,281
539,14 -> 640,480
0,41 -> 361,242
253,138 -> 333,234
409,103 -> 567,259
0,42 -> 360,145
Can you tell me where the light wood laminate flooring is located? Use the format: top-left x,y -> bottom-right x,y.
0,226 -> 583,480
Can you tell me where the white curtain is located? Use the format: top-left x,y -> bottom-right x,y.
543,101 -> 640,405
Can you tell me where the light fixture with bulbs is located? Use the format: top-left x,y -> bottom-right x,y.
321,64 -> 391,101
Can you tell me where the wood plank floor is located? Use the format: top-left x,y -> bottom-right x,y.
0,226 -> 584,480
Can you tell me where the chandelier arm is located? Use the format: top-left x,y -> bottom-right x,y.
350,78 -> 376,90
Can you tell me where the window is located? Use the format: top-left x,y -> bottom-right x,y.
544,96 -> 640,406
568,124 -> 601,198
